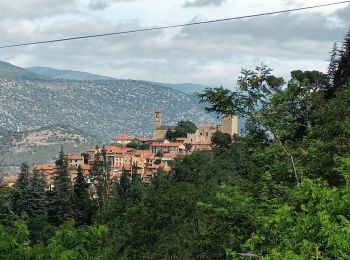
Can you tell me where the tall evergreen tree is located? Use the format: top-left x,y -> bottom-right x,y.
326,42 -> 339,97
72,165 -> 92,227
12,162 -> 31,216
90,146 -> 110,212
0,183 -> 16,225
48,147 -> 73,226
27,171 -> 47,217
334,30 -> 350,89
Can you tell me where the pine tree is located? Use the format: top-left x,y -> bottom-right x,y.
12,162 -> 31,216
27,171 -> 47,217
90,146 -> 110,212
0,183 -> 16,225
72,165 -> 92,227
325,42 -> 339,98
48,147 -> 73,226
334,30 -> 350,89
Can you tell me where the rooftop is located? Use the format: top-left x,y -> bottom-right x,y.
67,154 -> 84,161
115,133 -> 133,141
35,163 -> 56,171
150,143 -> 184,148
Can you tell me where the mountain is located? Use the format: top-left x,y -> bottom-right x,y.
0,61 -> 41,79
27,67 -> 114,81
2,125 -> 95,166
0,61 -> 216,143
158,83 -> 208,95
26,66 -> 209,94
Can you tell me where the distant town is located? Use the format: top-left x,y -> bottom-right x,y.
3,111 -> 238,186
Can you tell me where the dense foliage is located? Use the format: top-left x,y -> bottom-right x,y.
0,31 -> 350,259
166,120 -> 198,140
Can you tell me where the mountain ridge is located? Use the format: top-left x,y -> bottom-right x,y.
27,67 -> 114,81
26,66 -> 208,94
0,61 -> 216,142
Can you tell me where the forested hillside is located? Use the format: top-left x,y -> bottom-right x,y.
0,31 -> 350,259
0,61 -> 215,141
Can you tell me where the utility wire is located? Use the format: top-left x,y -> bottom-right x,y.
0,0 -> 349,49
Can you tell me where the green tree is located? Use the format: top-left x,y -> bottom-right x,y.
175,120 -> 197,138
90,146 -> 111,212
334,30 -> 350,90
211,131 -> 232,150
12,162 -> 31,217
0,184 -> 16,226
73,165 -> 93,227
27,171 -> 47,217
166,120 -> 197,140
139,143 -> 150,150
48,147 -> 73,226
126,141 -> 139,149
0,220 -> 31,258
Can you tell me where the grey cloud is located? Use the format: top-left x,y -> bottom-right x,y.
0,4 -> 349,87
183,0 -> 226,7
88,0 -> 136,10
0,0 -> 79,20
88,0 -> 109,10
334,4 -> 350,23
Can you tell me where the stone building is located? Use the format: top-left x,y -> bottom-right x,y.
152,111 -> 238,142
152,111 -> 176,139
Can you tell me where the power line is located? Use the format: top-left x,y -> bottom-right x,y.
0,0 -> 349,49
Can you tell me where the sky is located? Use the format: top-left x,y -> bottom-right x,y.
0,0 -> 349,88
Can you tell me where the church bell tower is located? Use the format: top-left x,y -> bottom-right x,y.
154,111 -> 161,130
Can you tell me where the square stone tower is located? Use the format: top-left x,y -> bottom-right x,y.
154,111 -> 161,130
220,115 -> 238,137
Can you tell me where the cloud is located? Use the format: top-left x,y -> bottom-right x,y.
0,1 -> 349,87
88,0 -> 110,10
334,4 -> 350,23
88,0 -> 137,10
183,0 -> 226,8
0,0 -> 79,20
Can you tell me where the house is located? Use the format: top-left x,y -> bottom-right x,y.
103,145 -> 132,166
35,163 -> 56,187
2,176 -> 17,187
133,137 -> 162,145
162,152 -> 177,165
114,134 -> 133,145
66,154 -> 84,168
150,143 -> 185,154
190,141 -> 212,152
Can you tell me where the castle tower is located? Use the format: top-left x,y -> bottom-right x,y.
154,111 -> 161,130
220,115 -> 238,137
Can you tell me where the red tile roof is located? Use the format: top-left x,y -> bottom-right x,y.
103,146 -> 131,154
150,143 -> 184,148
134,150 -> 154,157
80,164 -> 91,171
115,134 -> 133,141
35,164 -> 56,171
163,152 -> 176,158
67,155 -> 84,161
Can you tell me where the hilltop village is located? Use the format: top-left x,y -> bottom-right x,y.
3,111 -> 238,186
